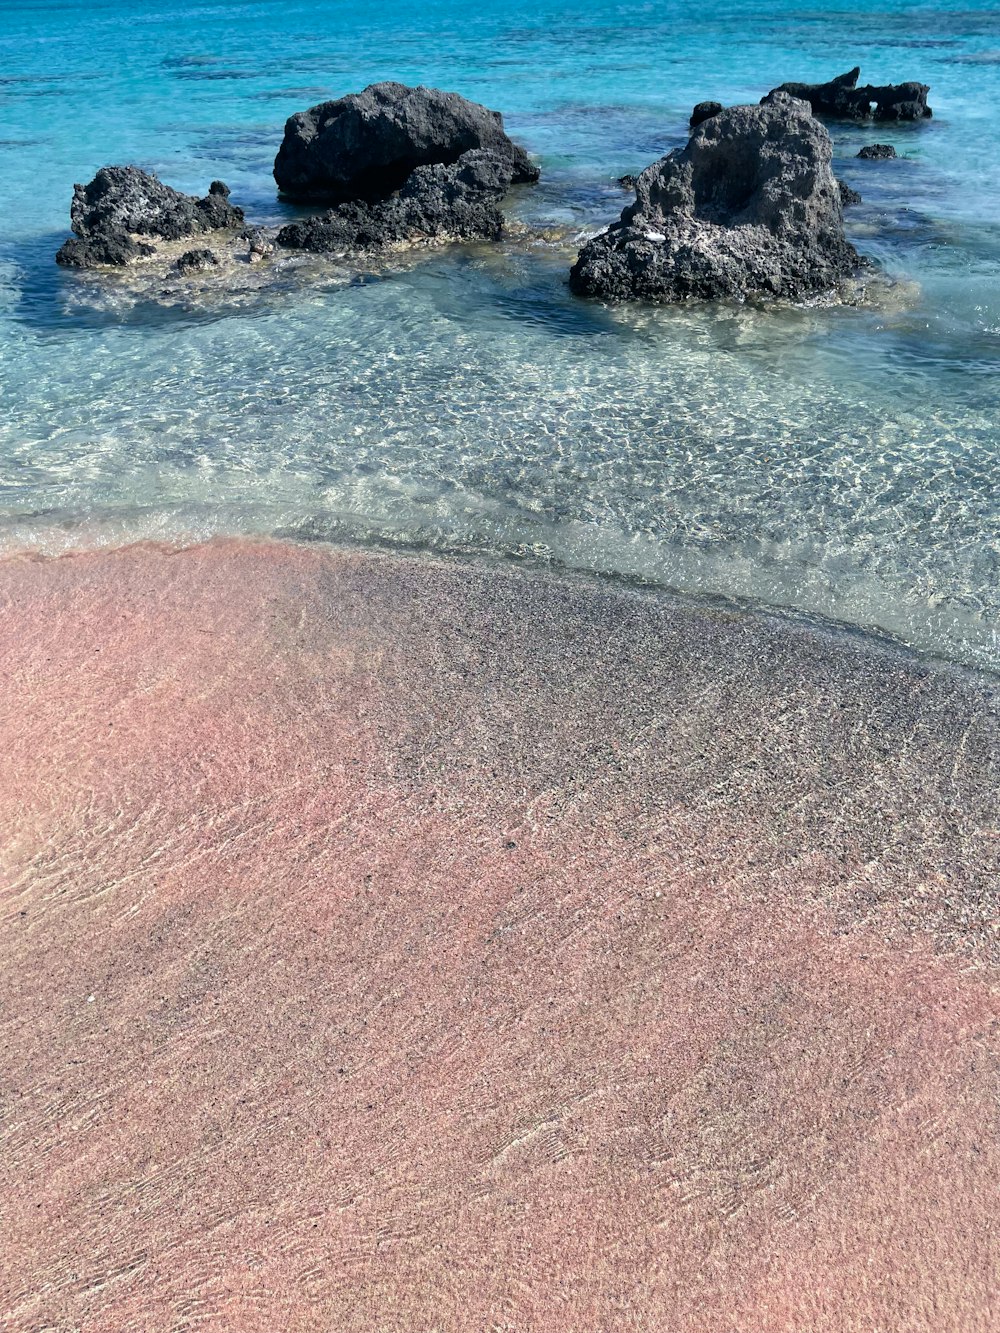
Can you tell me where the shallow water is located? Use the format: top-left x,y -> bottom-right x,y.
1,0 -> 1000,666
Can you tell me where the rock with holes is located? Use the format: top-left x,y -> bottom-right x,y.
176,248 -> 219,275
569,92 -> 860,303
275,149 -> 519,253
690,101 -> 723,128
858,143 -> 897,160
56,167 -> 244,267
273,81 -> 538,203
767,68 -> 931,121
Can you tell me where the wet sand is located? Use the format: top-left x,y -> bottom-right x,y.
1,539 -> 997,1332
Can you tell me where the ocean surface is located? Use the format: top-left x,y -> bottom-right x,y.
1,0 -> 999,667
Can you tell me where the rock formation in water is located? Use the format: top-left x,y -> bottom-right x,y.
858,143 -> 897,160
838,180 -> 862,206
690,101 -> 723,128
275,149 -> 521,254
56,168 -> 244,268
766,67 -> 931,121
569,92 -> 860,303
273,81 -> 538,203
176,248 -> 219,274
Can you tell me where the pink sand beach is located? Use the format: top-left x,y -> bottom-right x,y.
1,539 -> 997,1331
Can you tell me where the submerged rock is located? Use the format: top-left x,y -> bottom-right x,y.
838,180 -> 862,206
858,143 -> 897,160
690,101 -> 723,128
176,248 -> 219,274
56,167 -> 244,268
569,92 -> 860,303
276,149 -> 520,254
273,81 -> 538,203
767,67 -> 931,121
56,234 -> 156,268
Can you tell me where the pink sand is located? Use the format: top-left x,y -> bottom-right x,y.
1,540 -> 997,1331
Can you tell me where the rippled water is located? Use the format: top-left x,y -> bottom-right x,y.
2,0 -> 1000,665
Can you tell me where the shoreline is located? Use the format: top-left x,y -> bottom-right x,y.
3,530 -> 998,685
2,537 -> 997,1330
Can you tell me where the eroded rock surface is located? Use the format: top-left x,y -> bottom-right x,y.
273,81 -> 538,203
570,92 -> 860,303
767,67 -> 931,121
276,149 -> 521,254
176,248 -> 219,275
690,101 -> 723,128
56,168 -> 244,268
858,143 -> 897,160
56,233 -> 156,268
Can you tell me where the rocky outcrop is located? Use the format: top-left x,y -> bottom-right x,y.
858,143 -> 897,160
617,174 -> 638,191
838,180 -> 862,206
766,68 -> 931,121
569,92 -> 860,303
273,81 -> 538,203
56,234 -> 157,268
275,149 -> 518,254
690,101 -> 723,128
56,167 -> 244,267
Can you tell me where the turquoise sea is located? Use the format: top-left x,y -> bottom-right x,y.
1,0 -> 999,666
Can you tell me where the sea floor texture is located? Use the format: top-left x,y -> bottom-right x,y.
1,539 -> 997,1332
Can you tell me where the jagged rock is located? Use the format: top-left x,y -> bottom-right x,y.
866,82 -> 931,121
275,149 -> 517,254
618,174 -> 637,191
766,68 -> 931,121
858,143 -> 897,160
838,180 -> 862,206
56,234 -> 156,268
273,81 -> 538,203
569,92 -> 860,303
176,248 -> 219,274
769,68 -> 865,119
56,167 -> 244,267
690,101 -> 723,128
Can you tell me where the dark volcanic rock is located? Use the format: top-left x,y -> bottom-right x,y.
858,143 -> 897,160
276,149 -> 517,254
618,174 -> 638,191
56,234 -> 156,268
868,83 -> 932,121
176,248 -> 219,274
838,180 -> 862,206
67,169 -> 243,243
569,92 -> 860,303
690,101 -> 723,128
56,167 -> 244,268
770,68 -> 867,119
273,81 -> 538,203
767,67 -> 931,121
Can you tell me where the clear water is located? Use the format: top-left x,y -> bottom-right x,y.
2,0 -> 1000,666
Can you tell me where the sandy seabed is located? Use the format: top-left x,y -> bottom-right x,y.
0,539 -> 997,1333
